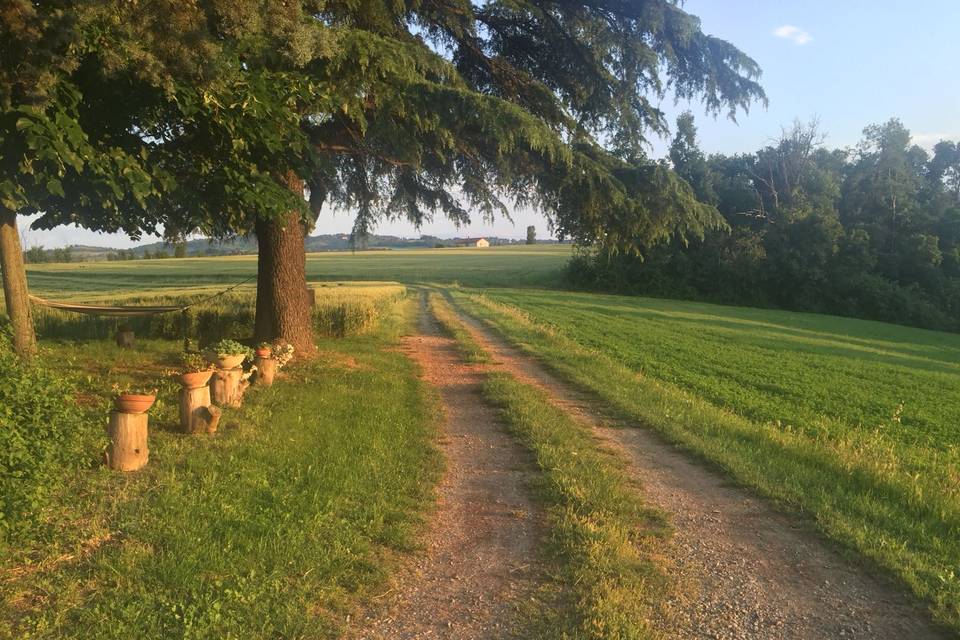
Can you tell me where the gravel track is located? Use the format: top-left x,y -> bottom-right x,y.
450,299 -> 948,640
349,296 -> 542,639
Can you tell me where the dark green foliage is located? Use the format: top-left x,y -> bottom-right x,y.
2,0 -> 766,252
570,117 -> 960,331
0,324 -> 101,542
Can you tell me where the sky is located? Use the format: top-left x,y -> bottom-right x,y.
24,0 -> 960,249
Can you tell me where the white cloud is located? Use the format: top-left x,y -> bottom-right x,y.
773,25 -> 812,45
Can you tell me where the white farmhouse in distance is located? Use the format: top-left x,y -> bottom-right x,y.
456,238 -> 490,248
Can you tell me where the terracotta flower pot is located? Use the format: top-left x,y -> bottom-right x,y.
208,353 -> 245,370
114,393 -> 156,414
179,370 -> 214,389
255,348 -> 272,358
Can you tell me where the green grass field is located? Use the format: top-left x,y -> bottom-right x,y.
2,291 -> 442,639
24,245 -> 571,295
7,245 -> 960,634
451,287 -> 960,629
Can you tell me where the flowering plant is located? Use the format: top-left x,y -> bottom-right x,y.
272,342 -> 295,368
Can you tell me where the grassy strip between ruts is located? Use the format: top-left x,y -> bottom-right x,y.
430,293 -> 670,639
1,295 -> 442,640
426,290 -> 490,363
449,289 -> 960,632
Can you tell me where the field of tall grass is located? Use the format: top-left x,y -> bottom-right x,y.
451,287 -> 960,631
21,282 -> 405,343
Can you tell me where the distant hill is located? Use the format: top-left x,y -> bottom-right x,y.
24,234 -> 563,263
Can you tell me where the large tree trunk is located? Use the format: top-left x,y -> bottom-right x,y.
253,173 -> 315,356
0,209 -> 37,360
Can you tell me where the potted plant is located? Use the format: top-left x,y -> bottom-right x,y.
178,352 -> 215,388
255,341 -> 272,359
112,383 -> 158,414
206,339 -> 253,370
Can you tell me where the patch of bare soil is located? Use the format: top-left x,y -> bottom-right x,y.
450,304 -> 949,640
348,297 -> 542,639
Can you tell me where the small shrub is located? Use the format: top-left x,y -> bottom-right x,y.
0,325 -> 101,543
209,338 -> 254,361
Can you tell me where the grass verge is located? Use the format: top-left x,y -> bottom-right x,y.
427,291 -> 490,364
1,295 -> 442,639
431,297 -> 669,639
451,289 -> 960,632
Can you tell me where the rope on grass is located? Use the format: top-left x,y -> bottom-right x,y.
28,274 -> 258,317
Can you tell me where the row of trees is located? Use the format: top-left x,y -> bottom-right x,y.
24,245 -> 74,264
23,243 -> 188,263
2,0 -> 767,360
570,116 -> 960,330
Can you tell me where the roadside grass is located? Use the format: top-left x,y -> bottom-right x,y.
427,291 -> 490,363
1,295 -> 443,639
451,288 -> 960,631
431,295 -> 670,639
483,375 -> 670,639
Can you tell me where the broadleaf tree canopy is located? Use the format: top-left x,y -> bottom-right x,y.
1,0 -> 765,355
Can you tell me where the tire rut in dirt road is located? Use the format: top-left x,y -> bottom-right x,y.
350,296 -> 542,639
448,302 -> 949,640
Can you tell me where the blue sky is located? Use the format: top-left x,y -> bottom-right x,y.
25,0 -> 960,248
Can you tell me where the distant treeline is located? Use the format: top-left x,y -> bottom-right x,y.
22,233 -> 551,264
569,116 -> 960,332
23,243 -> 188,263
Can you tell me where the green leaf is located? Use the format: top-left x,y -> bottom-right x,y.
46,178 -> 65,197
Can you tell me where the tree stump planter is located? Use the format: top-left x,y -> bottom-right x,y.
179,369 -> 214,390
210,367 -> 243,408
254,356 -> 277,387
115,329 -> 135,349
106,411 -> 149,471
179,385 -> 222,434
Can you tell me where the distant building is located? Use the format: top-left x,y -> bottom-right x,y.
456,238 -> 490,248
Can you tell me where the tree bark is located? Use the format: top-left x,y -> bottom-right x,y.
179,385 -> 221,434
253,356 -> 277,387
210,367 -> 243,408
0,209 -> 37,360
253,172 -> 315,355
106,411 -> 149,471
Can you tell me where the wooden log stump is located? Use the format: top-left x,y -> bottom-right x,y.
196,404 -> 222,434
237,379 -> 251,403
115,330 -> 135,349
179,385 -> 222,434
210,367 -> 243,408
106,411 -> 148,471
254,357 -> 277,387
306,287 -> 316,308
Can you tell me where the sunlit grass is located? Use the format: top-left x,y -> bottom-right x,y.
431,295 -> 668,639
452,287 -> 960,632
1,295 -> 442,639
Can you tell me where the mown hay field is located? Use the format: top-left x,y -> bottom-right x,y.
23,244 -> 571,295
451,287 -> 960,630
